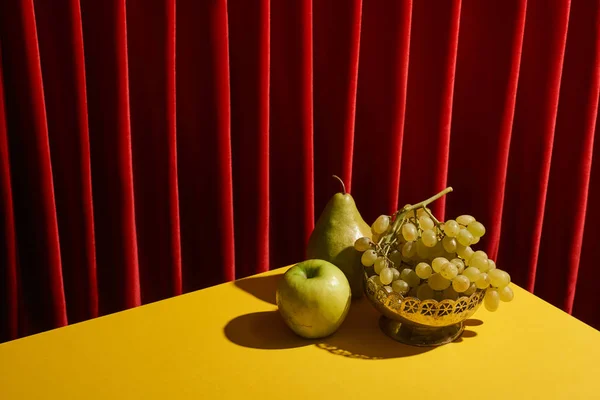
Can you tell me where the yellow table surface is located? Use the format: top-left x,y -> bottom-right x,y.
1,266 -> 600,399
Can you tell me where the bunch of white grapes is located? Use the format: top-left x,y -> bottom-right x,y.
354,190 -> 513,312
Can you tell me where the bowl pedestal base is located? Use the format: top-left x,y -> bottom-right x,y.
379,316 -> 464,347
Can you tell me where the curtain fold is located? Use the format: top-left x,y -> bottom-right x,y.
2,0 -> 600,342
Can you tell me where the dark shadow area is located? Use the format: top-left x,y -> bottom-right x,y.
315,297 -> 434,359
452,329 -> 478,343
226,274 -> 480,359
234,273 -> 283,305
224,310 -> 312,349
464,319 -> 483,327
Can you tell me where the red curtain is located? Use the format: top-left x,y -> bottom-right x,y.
1,0 -> 599,342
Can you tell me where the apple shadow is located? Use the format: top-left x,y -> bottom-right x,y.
224,310 -> 312,349
234,273 -> 283,305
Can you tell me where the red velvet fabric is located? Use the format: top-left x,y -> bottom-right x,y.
1,0 -> 599,342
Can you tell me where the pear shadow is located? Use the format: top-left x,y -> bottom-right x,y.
314,298 -> 434,359
234,273 -> 283,305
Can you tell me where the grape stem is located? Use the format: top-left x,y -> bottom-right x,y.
422,206 -> 445,236
378,187 -> 453,259
400,187 -> 453,214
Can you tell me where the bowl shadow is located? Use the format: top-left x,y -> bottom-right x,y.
226,274 -> 481,359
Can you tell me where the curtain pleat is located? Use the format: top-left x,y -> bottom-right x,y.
0,49 -> 19,340
313,0 -> 362,215
176,0 -> 235,292
500,0 -> 571,293
228,0 -> 271,278
539,0 -> 600,314
399,0 -> 461,220
0,0 -> 68,335
448,0 -> 528,260
352,0 -> 412,221
80,0 -> 141,314
126,0 -> 182,304
32,0 -> 98,324
270,0 -> 314,268
4,0 -> 600,342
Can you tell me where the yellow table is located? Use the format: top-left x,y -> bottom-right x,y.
1,266 -> 599,399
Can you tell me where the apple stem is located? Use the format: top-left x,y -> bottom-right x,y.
332,175 -> 346,194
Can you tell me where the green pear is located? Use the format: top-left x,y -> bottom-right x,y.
306,176 -> 371,298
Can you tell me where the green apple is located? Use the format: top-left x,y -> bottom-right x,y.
276,259 -> 351,339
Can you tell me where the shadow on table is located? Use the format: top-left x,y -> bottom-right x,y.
226,274 -> 481,359
234,273 -> 282,305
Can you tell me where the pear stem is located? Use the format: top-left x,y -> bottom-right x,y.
332,175 -> 346,194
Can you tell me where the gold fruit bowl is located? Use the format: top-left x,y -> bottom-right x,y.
364,271 -> 486,346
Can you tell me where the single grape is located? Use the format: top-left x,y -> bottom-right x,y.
467,221 -> 486,238
431,241 -> 445,258
383,285 -> 393,293
417,284 -> 435,300
416,239 -> 432,259
456,215 -> 476,226
400,268 -> 412,281
372,215 -> 390,234
475,272 -> 490,289
498,285 -> 514,302
372,233 -> 381,243
369,275 -> 382,286
442,236 -> 458,253
422,229 -> 438,247
484,289 -> 500,311
456,244 -> 474,261
428,273 -> 451,291
374,257 -> 388,274
487,259 -> 497,271
419,215 -> 435,230
443,286 -> 459,300
392,267 -> 401,281
440,263 -> 459,280
452,275 -> 470,292
470,256 -> 489,272
451,258 -> 465,274
471,236 -> 480,245
473,250 -> 488,259
380,268 -> 394,285
415,262 -> 433,279
402,223 -> 418,242
407,287 -> 418,298
432,257 -> 450,273
416,208 -> 428,219
402,241 -> 417,258
464,283 -> 477,296
389,251 -> 402,268
354,237 -> 372,252
405,271 -> 421,288
361,249 -> 377,266
489,269 -> 510,288
443,219 -> 460,237
392,279 -> 410,295
457,228 -> 474,246
463,267 -> 481,282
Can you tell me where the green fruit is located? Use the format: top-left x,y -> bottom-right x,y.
306,176 -> 371,298
276,259 -> 351,339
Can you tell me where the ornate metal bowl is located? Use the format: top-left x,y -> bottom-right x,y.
364,271 -> 486,346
